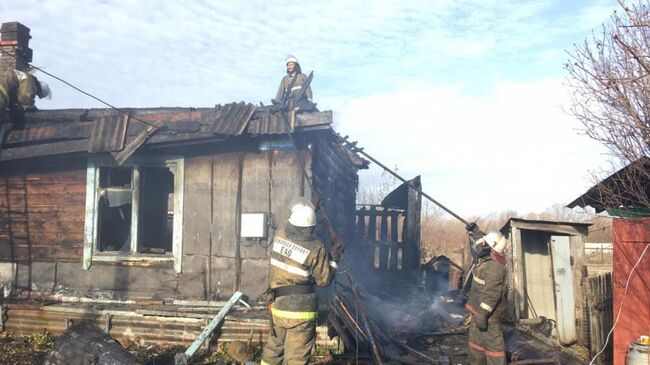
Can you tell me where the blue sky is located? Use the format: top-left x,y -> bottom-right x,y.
1,0 -> 619,216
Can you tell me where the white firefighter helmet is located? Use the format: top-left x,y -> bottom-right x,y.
285,55 -> 299,66
479,229 -> 507,254
38,80 -> 51,100
288,197 -> 316,227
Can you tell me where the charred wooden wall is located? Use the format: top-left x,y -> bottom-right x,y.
0,137 -> 360,303
310,137 -> 360,307
0,158 -> 182,299
311,138 -> 358,241
0,159 -> 86,263
181,148 -> 313,303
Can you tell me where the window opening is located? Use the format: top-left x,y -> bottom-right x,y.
97,167 -> 132,252
138,167 -> 174,254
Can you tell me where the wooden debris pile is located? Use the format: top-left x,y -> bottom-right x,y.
327,284 -> 588,364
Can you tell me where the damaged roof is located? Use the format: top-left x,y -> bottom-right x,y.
0,102 -> 346,163
567,157 -> 650,213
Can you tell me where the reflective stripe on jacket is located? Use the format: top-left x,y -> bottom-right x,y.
275,73 -> 313,102
466,255 -> 507,321
269,226 -> 335,327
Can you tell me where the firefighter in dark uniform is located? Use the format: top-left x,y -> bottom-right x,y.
0,68 -> 51,123
261,197 -> 343,365
465,229 -> 508,365
274,55 -> 313,108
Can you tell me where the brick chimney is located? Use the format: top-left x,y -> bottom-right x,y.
0,22 -> 32,73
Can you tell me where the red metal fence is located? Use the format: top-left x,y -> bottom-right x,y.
612,218 -> 650,365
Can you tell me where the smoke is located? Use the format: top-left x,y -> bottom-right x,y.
335,239 -> 467,338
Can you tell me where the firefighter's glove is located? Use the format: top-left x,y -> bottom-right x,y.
465,222 -> 482,237
330,236 -> 344,262
474,311 -> 489,331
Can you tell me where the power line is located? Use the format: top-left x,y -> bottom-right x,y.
0,48 -> 166,130
0,48 -> 227,137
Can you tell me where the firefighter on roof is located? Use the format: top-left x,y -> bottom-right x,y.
464,227 -> 508,365
0,68 -> 51,123
261,197 -> 343,365
275,55 -> 313,106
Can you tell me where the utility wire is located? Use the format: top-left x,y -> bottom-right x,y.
0,48 -> 164,130
331,130 -> 472,227
0,48 -> 221,136
588,243 -> 650,365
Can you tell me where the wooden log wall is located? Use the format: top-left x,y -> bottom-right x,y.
0,159 -> 86,262
584,273 -> 613,365
311,139 -> 359,241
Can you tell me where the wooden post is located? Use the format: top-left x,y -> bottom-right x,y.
368,206 -> 377,242
390,212 -> 399,243
380,213 -> 388,242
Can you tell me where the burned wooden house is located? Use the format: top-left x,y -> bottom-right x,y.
0,103 -> 371,302
0,21 -> 367,305
0,22 -> 427,347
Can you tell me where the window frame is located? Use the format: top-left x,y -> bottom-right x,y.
83,156 -> 184,273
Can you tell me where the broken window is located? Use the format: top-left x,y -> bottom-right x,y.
138,167 -> 174,254
97,167 -> 133,253
83,157 -> 184,272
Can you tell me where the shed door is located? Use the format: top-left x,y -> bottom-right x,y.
550,235 -> 577,345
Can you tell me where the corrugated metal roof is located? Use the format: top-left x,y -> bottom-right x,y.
1,103 -> 338,161
208,102 -> 256,135
247,108 -> 290,135
88,111 -> 128,153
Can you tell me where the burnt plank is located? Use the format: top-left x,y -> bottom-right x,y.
89,111 -> 128,153
8,122 -> 94,143
5,121 -> 201,145
241,259 -> 269,302
240,152 -> 270,259
183,155 -> 212,256
271,150 -> 305,235
212,153 -> 240,257
111,122 -> 161,165
0,139 -> 89,161
295,110 -> 332,128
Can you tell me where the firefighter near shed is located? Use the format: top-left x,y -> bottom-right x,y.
464,227 -> 508,365
261,197 -> 343,365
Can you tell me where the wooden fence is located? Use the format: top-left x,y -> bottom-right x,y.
584,273 -> 613,364
355,205 -> 406,272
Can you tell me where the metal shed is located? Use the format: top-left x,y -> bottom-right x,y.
500,218 -> 590,346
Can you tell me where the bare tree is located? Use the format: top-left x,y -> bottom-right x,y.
356,166 -> 401,205
566,0 -> 650,210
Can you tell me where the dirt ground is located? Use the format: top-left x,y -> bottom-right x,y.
0,331 -> 344,365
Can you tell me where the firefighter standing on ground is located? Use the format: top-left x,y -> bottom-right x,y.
464,227 -> 508,365
274,56 -> 312,105
261,197 -> 343,365
0,68 -> 51,123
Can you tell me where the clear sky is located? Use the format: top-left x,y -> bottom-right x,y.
1,0 -> 619,216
